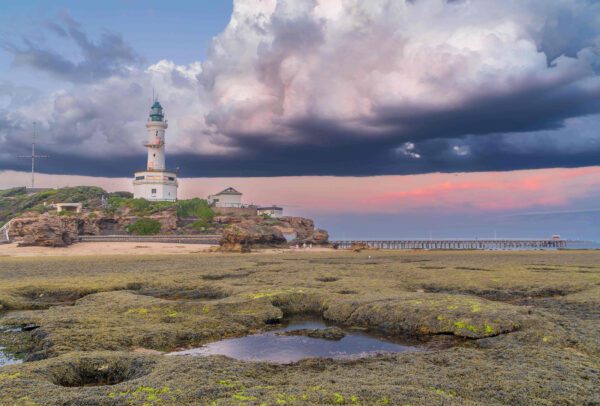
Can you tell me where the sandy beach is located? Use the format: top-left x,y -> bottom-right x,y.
0,242 -> 335,257
0,242 -> 215,257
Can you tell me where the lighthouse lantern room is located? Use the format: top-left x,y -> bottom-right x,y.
133,100 -> 178,201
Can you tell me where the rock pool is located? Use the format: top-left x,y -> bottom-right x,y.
168,318 -> 422,363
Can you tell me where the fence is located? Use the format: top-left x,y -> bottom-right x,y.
78,234 -> 221,245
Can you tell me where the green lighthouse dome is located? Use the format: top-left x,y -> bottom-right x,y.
149,101 -> 164,122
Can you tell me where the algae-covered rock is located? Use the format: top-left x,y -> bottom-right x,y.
277,326 -> 346,340
3,291 -> 284,357
324,293 -> 525,338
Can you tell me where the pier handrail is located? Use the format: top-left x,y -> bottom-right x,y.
331,238 -> 570,250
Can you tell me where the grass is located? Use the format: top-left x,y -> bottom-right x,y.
0,250 -> 599,404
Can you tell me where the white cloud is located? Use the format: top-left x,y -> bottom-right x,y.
397,142 -> 421,159
453,145 -> 470,156
2,0 -> 600,175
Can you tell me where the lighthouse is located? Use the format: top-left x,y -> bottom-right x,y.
133,100 -> 178,201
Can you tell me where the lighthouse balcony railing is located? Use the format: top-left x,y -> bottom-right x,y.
133,179 -> 178,186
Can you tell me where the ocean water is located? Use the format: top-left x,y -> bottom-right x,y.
564,241 -> 600,250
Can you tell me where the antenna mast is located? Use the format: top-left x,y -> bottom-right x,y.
17,122 -> 48,189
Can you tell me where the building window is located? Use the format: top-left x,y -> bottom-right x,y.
168,177 -> 175,181
151,189 -> 157,195
135,176 -> 145,180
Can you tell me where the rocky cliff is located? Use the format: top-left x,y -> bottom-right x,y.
9,213 -> 81,247
2,186 -> 328,249
7,211 -> 328,249
8,211 -> 179,247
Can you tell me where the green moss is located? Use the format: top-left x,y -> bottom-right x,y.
109,386 -> 174,405
232,393 -> 257,401
452,320 -> 478,333
127,308 -> 149,315
0,251 -> 598,405
218,379 -> 237,388
0,372 -> 22,381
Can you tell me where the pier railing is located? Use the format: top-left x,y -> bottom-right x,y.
332,239 -> 568,250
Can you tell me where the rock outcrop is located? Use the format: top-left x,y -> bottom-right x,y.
276,217 -> 329,245
6,206 -> 327,250
9,213 -> 80,247
221,221 -> 288,252
219,216 -> 330,252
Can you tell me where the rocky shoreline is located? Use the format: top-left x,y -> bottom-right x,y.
7,211 -> 329,250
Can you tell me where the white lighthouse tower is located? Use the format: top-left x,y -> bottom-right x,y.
133,100 -> 178,201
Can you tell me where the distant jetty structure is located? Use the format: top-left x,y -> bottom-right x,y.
333,238 -> 568,250
133,100 -> 178,202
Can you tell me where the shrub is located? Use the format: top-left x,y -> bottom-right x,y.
105,197 -> 177,216
127,219 -> 162,235
177,199 -> 214,222
110,191 -> 134,199
190,219 -> 209,231
0,187 -> 27,198
128,199 -> 152,214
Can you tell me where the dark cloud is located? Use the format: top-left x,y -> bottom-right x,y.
2,126 -> 600,178
2,14 -> 142,83
1,0 -> 600,178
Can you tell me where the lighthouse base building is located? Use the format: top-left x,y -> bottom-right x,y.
133,100 -> 178,202
133,170 -> 178,202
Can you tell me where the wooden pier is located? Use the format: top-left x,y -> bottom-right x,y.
332,239 -> 567,250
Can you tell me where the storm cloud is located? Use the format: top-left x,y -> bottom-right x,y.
1,0 -> 600,177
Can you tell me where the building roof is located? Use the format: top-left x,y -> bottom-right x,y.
215,187 -> 242,196
258,206 -> 283,211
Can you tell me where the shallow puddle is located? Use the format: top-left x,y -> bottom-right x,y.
168,318 -> 422,363
0,324 -> 24,367
0,346 -> 22,367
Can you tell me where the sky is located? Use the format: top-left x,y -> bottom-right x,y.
0,0 -> 599,240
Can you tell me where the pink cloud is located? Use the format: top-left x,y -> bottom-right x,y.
1,166 -> 599,215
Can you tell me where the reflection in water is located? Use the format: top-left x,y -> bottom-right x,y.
0,346 -> 22,367
0,325 -> 23,367
168,319 -> 420,364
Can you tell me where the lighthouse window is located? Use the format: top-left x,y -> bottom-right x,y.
168,177 -> 175,181
135,176 -> 145,180
153,153 -> 156,157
